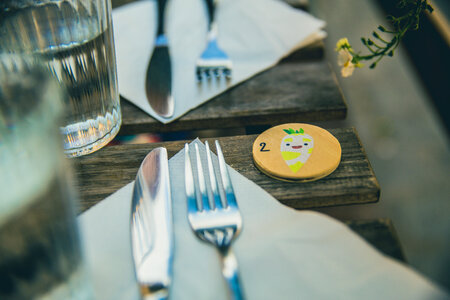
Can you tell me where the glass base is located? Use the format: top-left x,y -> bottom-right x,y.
62,109 -> 121,157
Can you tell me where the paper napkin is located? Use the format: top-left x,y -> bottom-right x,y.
78,140 -> 447,300
112,0 -> 326,123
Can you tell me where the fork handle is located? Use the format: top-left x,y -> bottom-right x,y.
205,0 -> 216,28
220,247 -> 245,300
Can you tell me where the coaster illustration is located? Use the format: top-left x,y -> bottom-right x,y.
281,128 -> 314,173
252,123 -> 341,182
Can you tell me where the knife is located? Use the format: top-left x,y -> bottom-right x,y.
131,147 -> 173,300
145,0 -> 174,118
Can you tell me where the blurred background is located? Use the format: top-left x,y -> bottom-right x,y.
309,0 -> 450,291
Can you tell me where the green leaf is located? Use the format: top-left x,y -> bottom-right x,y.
369,62 -> 377,69
388,50 -> 394,57
367,39 -> 374,45
426,4 -> 434,13
299,128 -> 305,134
283,128 -> 296,134
378,25 -> 387,32
373,31 -> 380,39
361,37 -> 367,45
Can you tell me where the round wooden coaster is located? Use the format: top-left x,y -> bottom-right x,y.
252,123 -> 341,182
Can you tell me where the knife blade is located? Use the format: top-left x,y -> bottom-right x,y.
145,0 -> 174,118
131,147 -> 173,300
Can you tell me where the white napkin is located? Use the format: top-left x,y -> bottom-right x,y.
78,140 -> 447,300
112,0 -> 326,123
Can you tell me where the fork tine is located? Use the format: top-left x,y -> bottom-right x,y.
185,144 -> 199,214
215,140 -> 238,208
195,143 -> 211,211
204,69 -> 211,80
213,68 -> 220,78
205,140 -> 223,210
196,69 -> 203,82
224,68 -> 232,79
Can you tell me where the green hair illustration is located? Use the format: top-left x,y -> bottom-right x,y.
283,128 -> 304,135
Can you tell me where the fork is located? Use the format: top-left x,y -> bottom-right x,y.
196,0 -> 232,82
185,141 -> 244,300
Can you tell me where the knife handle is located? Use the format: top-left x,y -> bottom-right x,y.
157,0 -> 168,36
141,285 -> 168,300
220,247 -> 245,300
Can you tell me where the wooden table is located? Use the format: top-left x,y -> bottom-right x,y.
73,137 -> 400,261
74,130 -> 379,212
118,47 -> 347,135
75,0 -> 403,261
112,0 -> 346,135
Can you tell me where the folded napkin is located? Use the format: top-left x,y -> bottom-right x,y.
78,140 -> 447,300
112,0 -> 325,123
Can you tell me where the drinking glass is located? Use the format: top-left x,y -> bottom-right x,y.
0,55 -> 94,299
0,0 -> 121,157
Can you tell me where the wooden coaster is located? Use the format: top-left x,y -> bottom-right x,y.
252,123 -> 341,182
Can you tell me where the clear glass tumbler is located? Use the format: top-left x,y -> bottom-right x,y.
0,55 -> 93,299
0,0 -> 121,157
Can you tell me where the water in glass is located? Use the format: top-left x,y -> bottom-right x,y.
0,0 -> 121,157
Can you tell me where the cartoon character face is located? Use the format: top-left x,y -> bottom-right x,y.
280,128 -> 314,173
281,134 -> 314,154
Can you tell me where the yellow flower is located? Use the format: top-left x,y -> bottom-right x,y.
337,49 -> 356,77
335,38 -> 363,77
335,38 -> 352,51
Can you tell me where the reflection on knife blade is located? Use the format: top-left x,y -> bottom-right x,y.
145,0 -> 174,118
131,147 -> 173,299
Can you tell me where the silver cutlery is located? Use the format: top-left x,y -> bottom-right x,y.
131,147 -> 174,300
196,0 -> 232,82
145,0 -> 174,118
185,141 -> 244,300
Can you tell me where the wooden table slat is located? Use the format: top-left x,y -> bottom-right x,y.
119,57 -> 346,135
74,128 -> 379,212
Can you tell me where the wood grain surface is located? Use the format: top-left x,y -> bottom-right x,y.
73,128 -> 379,213
119,58 -> 346,134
